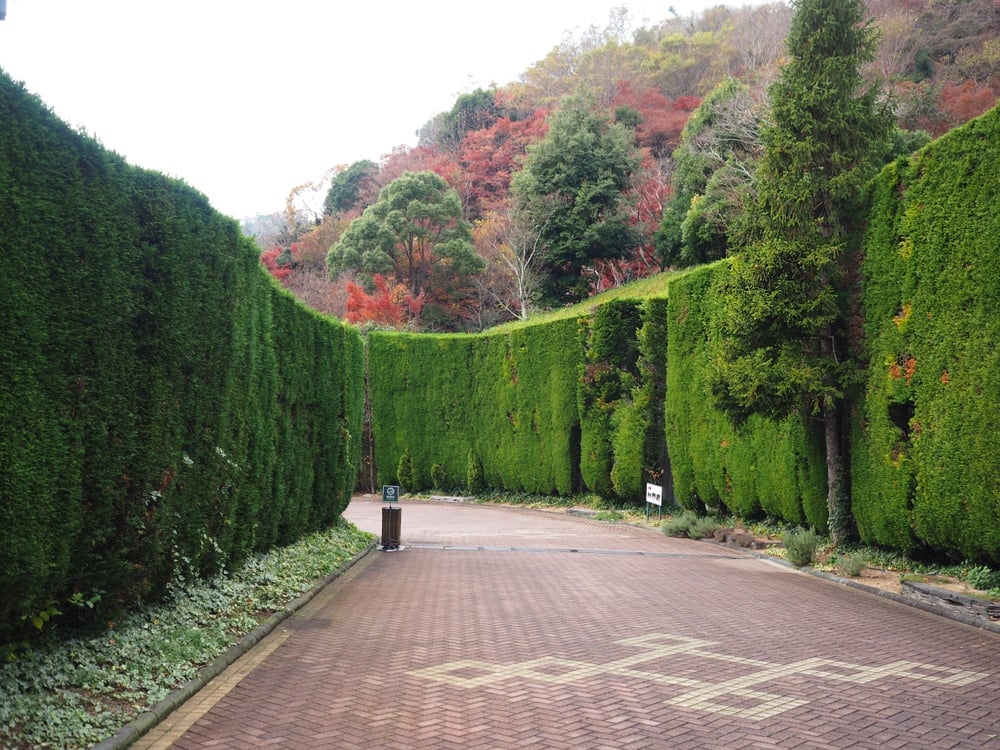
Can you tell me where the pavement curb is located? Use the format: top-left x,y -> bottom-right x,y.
609,512 -> 1000,637
91,541 -> 379,750
799,562 -> 1000,636
689,531 -> 1000,637
429,498 -> 1000,637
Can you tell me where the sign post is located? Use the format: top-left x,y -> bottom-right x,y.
645,483 -> 663,522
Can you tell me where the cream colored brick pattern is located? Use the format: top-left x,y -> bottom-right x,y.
409,632 -> 988,721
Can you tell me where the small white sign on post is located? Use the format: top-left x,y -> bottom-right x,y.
646,483 -> 663,506
645,483 -> 663,521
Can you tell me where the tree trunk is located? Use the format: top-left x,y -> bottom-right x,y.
823,394 -> 850,546
357,340 -> 376,493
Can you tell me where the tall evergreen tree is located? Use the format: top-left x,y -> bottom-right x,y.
323,160 -> 378,216
513,90 -> 641,304
708,0 -> 894,543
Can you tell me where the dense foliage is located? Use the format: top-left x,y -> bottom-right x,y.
0,520 -> 373,750
260,0 -> 997,333
708,0 -> 895,543
656,79 -> 764,267
853,105 -> 1000,562
364,105 -> 1000,563
366,288 -> 673,501
327,170 -> 483,308
512,91 -> 643,304
0,72 -> 364,643
368,321 -> 583,496
666,264 -> 827,524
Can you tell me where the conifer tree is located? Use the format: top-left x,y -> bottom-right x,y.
709,0 -> 894,543
513,90 -> 641,304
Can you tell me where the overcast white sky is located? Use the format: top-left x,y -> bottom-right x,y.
1,0 -> 705,219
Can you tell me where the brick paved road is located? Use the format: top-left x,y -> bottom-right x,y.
133,497 -> 1000,749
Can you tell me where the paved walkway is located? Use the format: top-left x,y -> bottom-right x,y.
132,497 -> 1000,749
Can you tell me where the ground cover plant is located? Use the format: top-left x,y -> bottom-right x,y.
0,520 -> 374,750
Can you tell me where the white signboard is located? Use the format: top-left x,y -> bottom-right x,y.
646,483 -> 663,507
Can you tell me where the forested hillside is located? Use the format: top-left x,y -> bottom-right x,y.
251,0 -> 999,332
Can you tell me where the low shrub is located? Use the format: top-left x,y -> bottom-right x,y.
662,511 -> 700,537
783,527 -> 820,567
430,463 -> 448,490
466,452 -> 484,494
688,516 -> 723,540
397,449 -> 415,491
660,511 -> 721,539
963,565 -> 1000,592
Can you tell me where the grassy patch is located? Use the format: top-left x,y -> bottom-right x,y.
593,509 -> 625,522
487,272 -> 676,333
0,519 -> 374,750
831,551 -> 868,577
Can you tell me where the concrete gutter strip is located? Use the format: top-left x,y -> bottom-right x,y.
91,541 -> 378,750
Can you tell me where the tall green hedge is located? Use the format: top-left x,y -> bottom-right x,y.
853,105 -> 1000,562
665,264 -> 827,524
0,72 -> 363,640
369,318 -> 583,495
578,301 -> 643,497
6,71 -> 999,646
367,297 -> 673,503
368,106 -> 1000,565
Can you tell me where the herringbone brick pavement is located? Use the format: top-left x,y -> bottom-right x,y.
132,497 -> 1000,749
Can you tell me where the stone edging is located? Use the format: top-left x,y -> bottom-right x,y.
703,535 -> 1000,636
430,497 -> 1000,637
614,512 -> 1000,637
91,541 -> 379,750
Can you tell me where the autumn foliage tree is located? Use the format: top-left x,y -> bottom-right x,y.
260,244 -> 298,282
344,274 -> 423,327
612,83 -> 700,157
300,0 -> 992,331
327,171 -> 484,329
457,108 -> 549,219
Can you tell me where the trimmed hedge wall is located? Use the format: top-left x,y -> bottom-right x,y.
368,297 -> 672,502
0,72 -> 363,640
853,105 -> 1000,562
368,271 -> 828,525
369,319 -> 583,495
665,264 -> 827,524
5,70 -> 999,647
367,106 -> 1000,565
